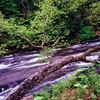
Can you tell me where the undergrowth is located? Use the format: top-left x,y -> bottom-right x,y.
33,62 -> 100,100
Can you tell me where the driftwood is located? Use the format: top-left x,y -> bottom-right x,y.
4,46 -> 100,100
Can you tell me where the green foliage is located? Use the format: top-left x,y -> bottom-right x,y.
34,96 -> 44,100
50,84 -> 61,97
67,0 -> 88,12
90,93 -> 96,100
0,0 -> 39,17
30,0 -> 70,46
0,45 -> 8,55
0,0 -> 100,56
34,62 -> 100,99
66,0 -> 99,41
78,24 -> 96,40
0,12 -> 30,55
87,1 -> 100,31
0,0 -> 71,56
38,90 -> 51,100
0,0 -> 19,16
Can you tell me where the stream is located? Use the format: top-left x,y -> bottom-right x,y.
0,37 -> 100,100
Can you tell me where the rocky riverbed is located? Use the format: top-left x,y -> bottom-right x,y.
0,37 -> 100,100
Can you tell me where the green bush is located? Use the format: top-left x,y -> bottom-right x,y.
34,62 -> 100,100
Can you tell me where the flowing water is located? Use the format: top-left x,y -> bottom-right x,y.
0,37 -> 100,99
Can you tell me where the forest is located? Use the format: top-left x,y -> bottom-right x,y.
0,0 -> 100,100
0,0 -> 100,55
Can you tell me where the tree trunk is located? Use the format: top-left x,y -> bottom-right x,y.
18,0 -> 30,18
4,46 -> 100,100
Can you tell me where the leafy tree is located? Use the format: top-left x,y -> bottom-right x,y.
0,0 -> 100,56
86,1 -> 100,31
30,0 -> 70,47
0,0 -> 38,18
65,0 -> 98,41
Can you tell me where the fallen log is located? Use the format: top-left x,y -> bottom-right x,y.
4,45 -> 100,100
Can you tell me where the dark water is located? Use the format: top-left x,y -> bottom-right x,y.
0,37 -> 100,99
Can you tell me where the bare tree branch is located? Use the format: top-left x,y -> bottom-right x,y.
20,33 -> 44,49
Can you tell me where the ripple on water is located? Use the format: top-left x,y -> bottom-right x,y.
86,55 -> 99,60
0,64 -> 11,70
0,96 -> 4,100
17,62 -> 49,69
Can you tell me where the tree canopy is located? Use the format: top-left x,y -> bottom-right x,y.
0,0 -> 100,55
